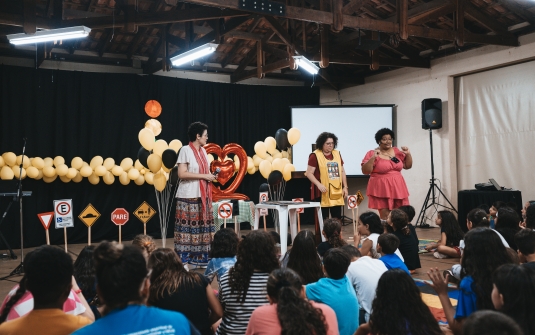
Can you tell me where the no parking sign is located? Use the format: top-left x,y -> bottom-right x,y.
218,202 -> 233,219
54,199 -> 74,229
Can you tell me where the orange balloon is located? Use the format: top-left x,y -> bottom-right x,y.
144,100 -> 162,118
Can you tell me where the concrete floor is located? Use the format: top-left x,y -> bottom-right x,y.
0,224 -> 458,299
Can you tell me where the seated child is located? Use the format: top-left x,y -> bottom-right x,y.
317,218 -> 347,257
377,234 -> 410,275
204,228 -> 238,282
515,229 -> 535,271
305,248 -> 359,335
425,210 -> 464,259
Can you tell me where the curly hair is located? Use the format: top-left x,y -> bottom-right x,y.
287,230 -> 323,285
323,218 -> 347,248
390,209 -> 410,235
492,264 -> 535,335
461,228 -> 512,310
359,212 -> 384,235
229,230 -> 279,302
210,228 -> 239,258
467,208 -> 490,228
463,310 -> 522,335
370,269 -> 443,335
374,128 -> 395,144
437,210 -> 464,247
132,234 -> 157,256
73,245 -> 96,297
93,241 -> 148,315
315,132 -> 338,151
267,268 -> 327,335
148,248 -> 202,303
187,121 -> 208,142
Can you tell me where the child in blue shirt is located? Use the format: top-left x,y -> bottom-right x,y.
204,228 -> 238,282
305,248 -> 360,335
377,233 -> 410,275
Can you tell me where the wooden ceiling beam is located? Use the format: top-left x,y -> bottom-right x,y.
494,0 -> 535,27
455,0 -> 464,47
312,54 -> 429,68
464,1 -> 510,34
387,0 -> 450,22
126,27 -> 148,59
342,0 -> 367,15
166,33 -> 186,49
220,16 -> 262,68
230,45 -> 257,83
408,4 -> 454,25
23,0 -> 36,34
317,68 -> 339,91
262,42 -> 289,59
398,0 -> 408,40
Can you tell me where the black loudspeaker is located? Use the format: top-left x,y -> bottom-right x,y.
421,98 -> 442,129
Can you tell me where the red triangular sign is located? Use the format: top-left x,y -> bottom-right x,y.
38,212 -> 55,230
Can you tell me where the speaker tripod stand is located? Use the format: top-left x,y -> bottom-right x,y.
415,129 -> 457,227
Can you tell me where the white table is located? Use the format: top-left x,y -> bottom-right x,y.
254,202 -> 325,256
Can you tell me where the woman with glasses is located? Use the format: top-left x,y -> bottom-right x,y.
361,128 -> 412,220
306,132 -> 348,221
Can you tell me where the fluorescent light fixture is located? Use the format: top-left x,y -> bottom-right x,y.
293,56 -> 319,75
7,26 -> 91,45
170,43 -> 218,67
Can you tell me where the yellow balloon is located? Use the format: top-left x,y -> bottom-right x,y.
283,163 -> 296,181
32,157 -> 45,169
273,152 -> 282,159
94,165 -> 107,177
134,175 -> 145,186
3,152 -> 16,166
288,128 -> 301,145
66,168 -> 78,179
145,172 -> 154,185
12,166 -> 26,180
88,173 -> 100,185
72,172 -> 83,183
27,166 -> 39,179
234,159 -> 240,171
169,139 -> 183,153
119,172 -> 130,185
254,141 -> 267,159
56,164 -> 69,176
35,170 -> 44,180
43,157 -> 54,167
154,171 -> 167,191
128,168 -> 140,180
272,158 -> 284,172
153,139 -> 168,156
103,172 -> 115,185
281,151 -> 289,159
208,154 -> 214,163
145,119 -> 162,136
247,157 -> 254,170
82,162 -> 89,168
1,166 -> 14,180
103,158 -> 115,170
147,154 -> 162,173
90,156 -> 103,169
43,175 -> 57,183
140,169 -> 146,175
60,175 -> 71,183
134,159 -> 144,171
162,164 -> 171,173
0,156 -> 4,168
53,156 -> 65,167
71,157 -> 83,170
16,155 -> 31,168
253,155 -> 262,167
111,165 -> 124,176
43,166 -> 56,178
120,158 -> 133,172
265,155 -> 273,163
80,166 -> 93,177
259,160 -> 272,179
281,158 -> 290,166
139,128 -> 155,151
264,137 -> 277,154
247,165 -> 256,175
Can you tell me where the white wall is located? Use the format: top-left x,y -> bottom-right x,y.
322,32 -> 535,224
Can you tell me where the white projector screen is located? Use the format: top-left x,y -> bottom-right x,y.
291,105 -> 394,176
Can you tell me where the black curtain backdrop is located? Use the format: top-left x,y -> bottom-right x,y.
0,65 -> 319,249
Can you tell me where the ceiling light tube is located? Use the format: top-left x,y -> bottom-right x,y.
293,56 -> 319,75
170,43 -> 218,67
7,26 -> 91,45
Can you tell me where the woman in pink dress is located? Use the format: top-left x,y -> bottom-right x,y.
361,128 -> 412,220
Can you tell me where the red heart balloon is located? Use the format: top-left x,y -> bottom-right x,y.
204,143 -> 249,201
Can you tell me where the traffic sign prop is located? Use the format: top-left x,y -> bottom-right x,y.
259,192 -> 268,231
134,201 -> 156,235
37,212 -> 54,245
218,202 -> 233,228
292,198 -> 304,232
54,199 -> 73,252
79,204 -> 101,245
111,208 -> 129,244
347,195 -> 358,209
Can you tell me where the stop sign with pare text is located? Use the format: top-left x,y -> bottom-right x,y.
111,208 -> 129,226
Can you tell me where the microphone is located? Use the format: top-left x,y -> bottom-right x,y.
213,168 -> 221,178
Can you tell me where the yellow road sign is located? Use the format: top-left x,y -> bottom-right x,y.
134,201 -> 156,224
79,204 -> 101,227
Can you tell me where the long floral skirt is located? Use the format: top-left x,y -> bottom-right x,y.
174,197 -> 215,265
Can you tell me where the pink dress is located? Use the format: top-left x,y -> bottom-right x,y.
361,147 -> 409,210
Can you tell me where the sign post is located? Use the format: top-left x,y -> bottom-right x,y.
111,208 -> 129,243
79,204 -> 101,245
218,202 -> 233,228
259,192 -> 269,231
355,190 -> 365,234
134,201 -> 156,235
292,198 -> 304,232
348,195 -> 358,235
54,200 -> 74,252
37,212 -> 54,245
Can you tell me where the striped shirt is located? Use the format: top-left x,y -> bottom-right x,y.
216,272 -> 270,335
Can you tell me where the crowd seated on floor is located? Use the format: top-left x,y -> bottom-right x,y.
1,202 -> 535,335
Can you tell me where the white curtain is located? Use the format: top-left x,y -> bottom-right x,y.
455,61 -> 535,203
